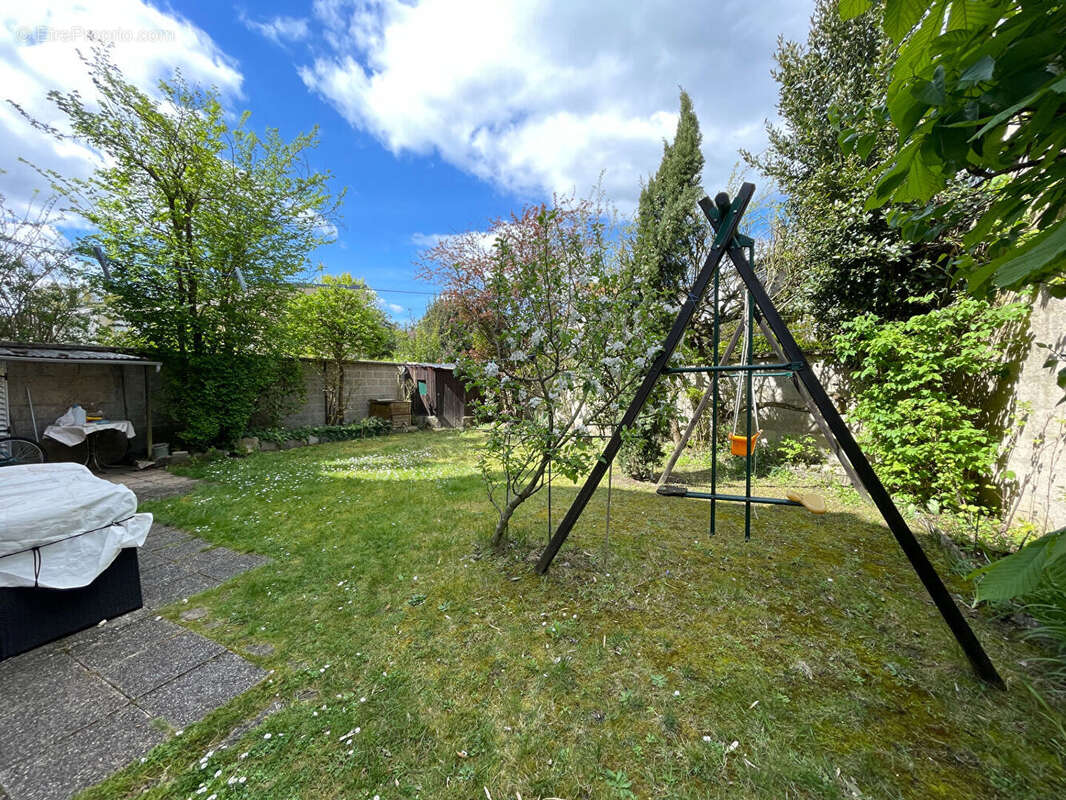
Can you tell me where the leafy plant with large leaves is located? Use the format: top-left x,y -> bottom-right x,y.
971,527 -> 1066,603
833,296 -> 1029,511
969,526 -> 1066,685
839,0 -> 1066,295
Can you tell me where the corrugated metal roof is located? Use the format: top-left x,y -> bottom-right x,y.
404,361 -> 457,370
0,342 -> 162,367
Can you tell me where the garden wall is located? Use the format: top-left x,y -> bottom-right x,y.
674,356 -> 845,449
1000,289 -> 1066,532
673,290 -> 1065,533
281,359 -> 405,428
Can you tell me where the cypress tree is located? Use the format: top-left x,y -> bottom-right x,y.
637,90 -> 706,298
620,90 -> 707,479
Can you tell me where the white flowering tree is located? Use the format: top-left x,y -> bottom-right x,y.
420,197 -> 666,547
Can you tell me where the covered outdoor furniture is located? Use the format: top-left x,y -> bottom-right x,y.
0,463 -> 152,660
43,419 -> 137,470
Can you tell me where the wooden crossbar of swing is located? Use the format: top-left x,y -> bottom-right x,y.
657,484 -> 802,507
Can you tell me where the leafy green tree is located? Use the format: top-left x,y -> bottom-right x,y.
421,195 -> 664,546
636,91 -> 707,302
14,47 -> 339,446
620,91 -> 706,479
396,295 -> 472,364
839,0 -> 1066,295
0,194 -> 92,343
747,0 -> 982,329
287,273 -> 395,424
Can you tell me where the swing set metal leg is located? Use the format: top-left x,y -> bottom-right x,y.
710,211 -> 1005,690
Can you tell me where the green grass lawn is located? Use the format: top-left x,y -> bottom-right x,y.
83,432 -> 1066,800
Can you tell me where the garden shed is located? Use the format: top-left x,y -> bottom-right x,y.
402,362 -> 468,428
0,342 -> 160,460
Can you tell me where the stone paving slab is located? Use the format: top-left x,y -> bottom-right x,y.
149,535 -> 211,562
141,569 -> 222,609
138,651 -> 266,728
139,525 -> 191,552
0,705 -> 165,800
103,468 -> 200,502
0,654 -> 127,769
0,524 -> 270,800
68,617 -> 177,673
100,630 -> 225,700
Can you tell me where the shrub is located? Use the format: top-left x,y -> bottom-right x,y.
764,434 -> 823,469
164,353 -> 304,451
711,433 -> 822,482
618,416 -> 669,481
833,297 -> 1028,512
246,417 -> 391,445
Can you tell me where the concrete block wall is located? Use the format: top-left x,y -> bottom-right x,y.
281,360 -> 403,427
344,362 -> 403,423
674,356 -> 845,449
281,361 -> 327,428
3,361 -> 151,455
1002,289 -> 1066,532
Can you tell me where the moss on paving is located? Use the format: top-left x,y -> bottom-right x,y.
80,432 -> 1066,800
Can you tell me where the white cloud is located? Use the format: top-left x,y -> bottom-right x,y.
299,0 -> 813,212
387,302 -> 404,313
239,13 -> 310,45
411,230 -> 498,251
0,0 -> 243,217
410,232 -> 443,248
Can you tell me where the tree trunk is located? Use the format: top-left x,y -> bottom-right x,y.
490,453 -> 551,548
491,494 -> 523,548
336,359 -> 346,424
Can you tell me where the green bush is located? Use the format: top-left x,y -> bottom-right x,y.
833,297 -> 1028,512
764,434 -> 823,468
618,415 -> 669,481
164,353 -> 304,451
246,417 -> 391,445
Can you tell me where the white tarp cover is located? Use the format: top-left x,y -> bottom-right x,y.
0,463 -> 151,589
43,420 -> 136,447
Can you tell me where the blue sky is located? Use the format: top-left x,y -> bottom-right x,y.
1,0 -> 814,323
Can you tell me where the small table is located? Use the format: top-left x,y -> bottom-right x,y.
43,420 -> 136,471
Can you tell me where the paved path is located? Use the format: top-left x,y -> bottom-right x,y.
0,525 -> 270,800
103,467 -> 200,502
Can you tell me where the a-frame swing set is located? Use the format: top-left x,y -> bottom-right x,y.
535,183 -> 1005,689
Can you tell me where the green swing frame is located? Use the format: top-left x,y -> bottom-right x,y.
534,184 -> 1005,688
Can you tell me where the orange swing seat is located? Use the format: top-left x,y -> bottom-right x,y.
729,430 -> 762,456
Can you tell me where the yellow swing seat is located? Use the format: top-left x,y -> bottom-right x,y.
786,490 -> 827,514
730,430 -> 762,456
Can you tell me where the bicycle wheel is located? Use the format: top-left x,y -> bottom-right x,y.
41,437 -> 89,466
0,437 -> 46,467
